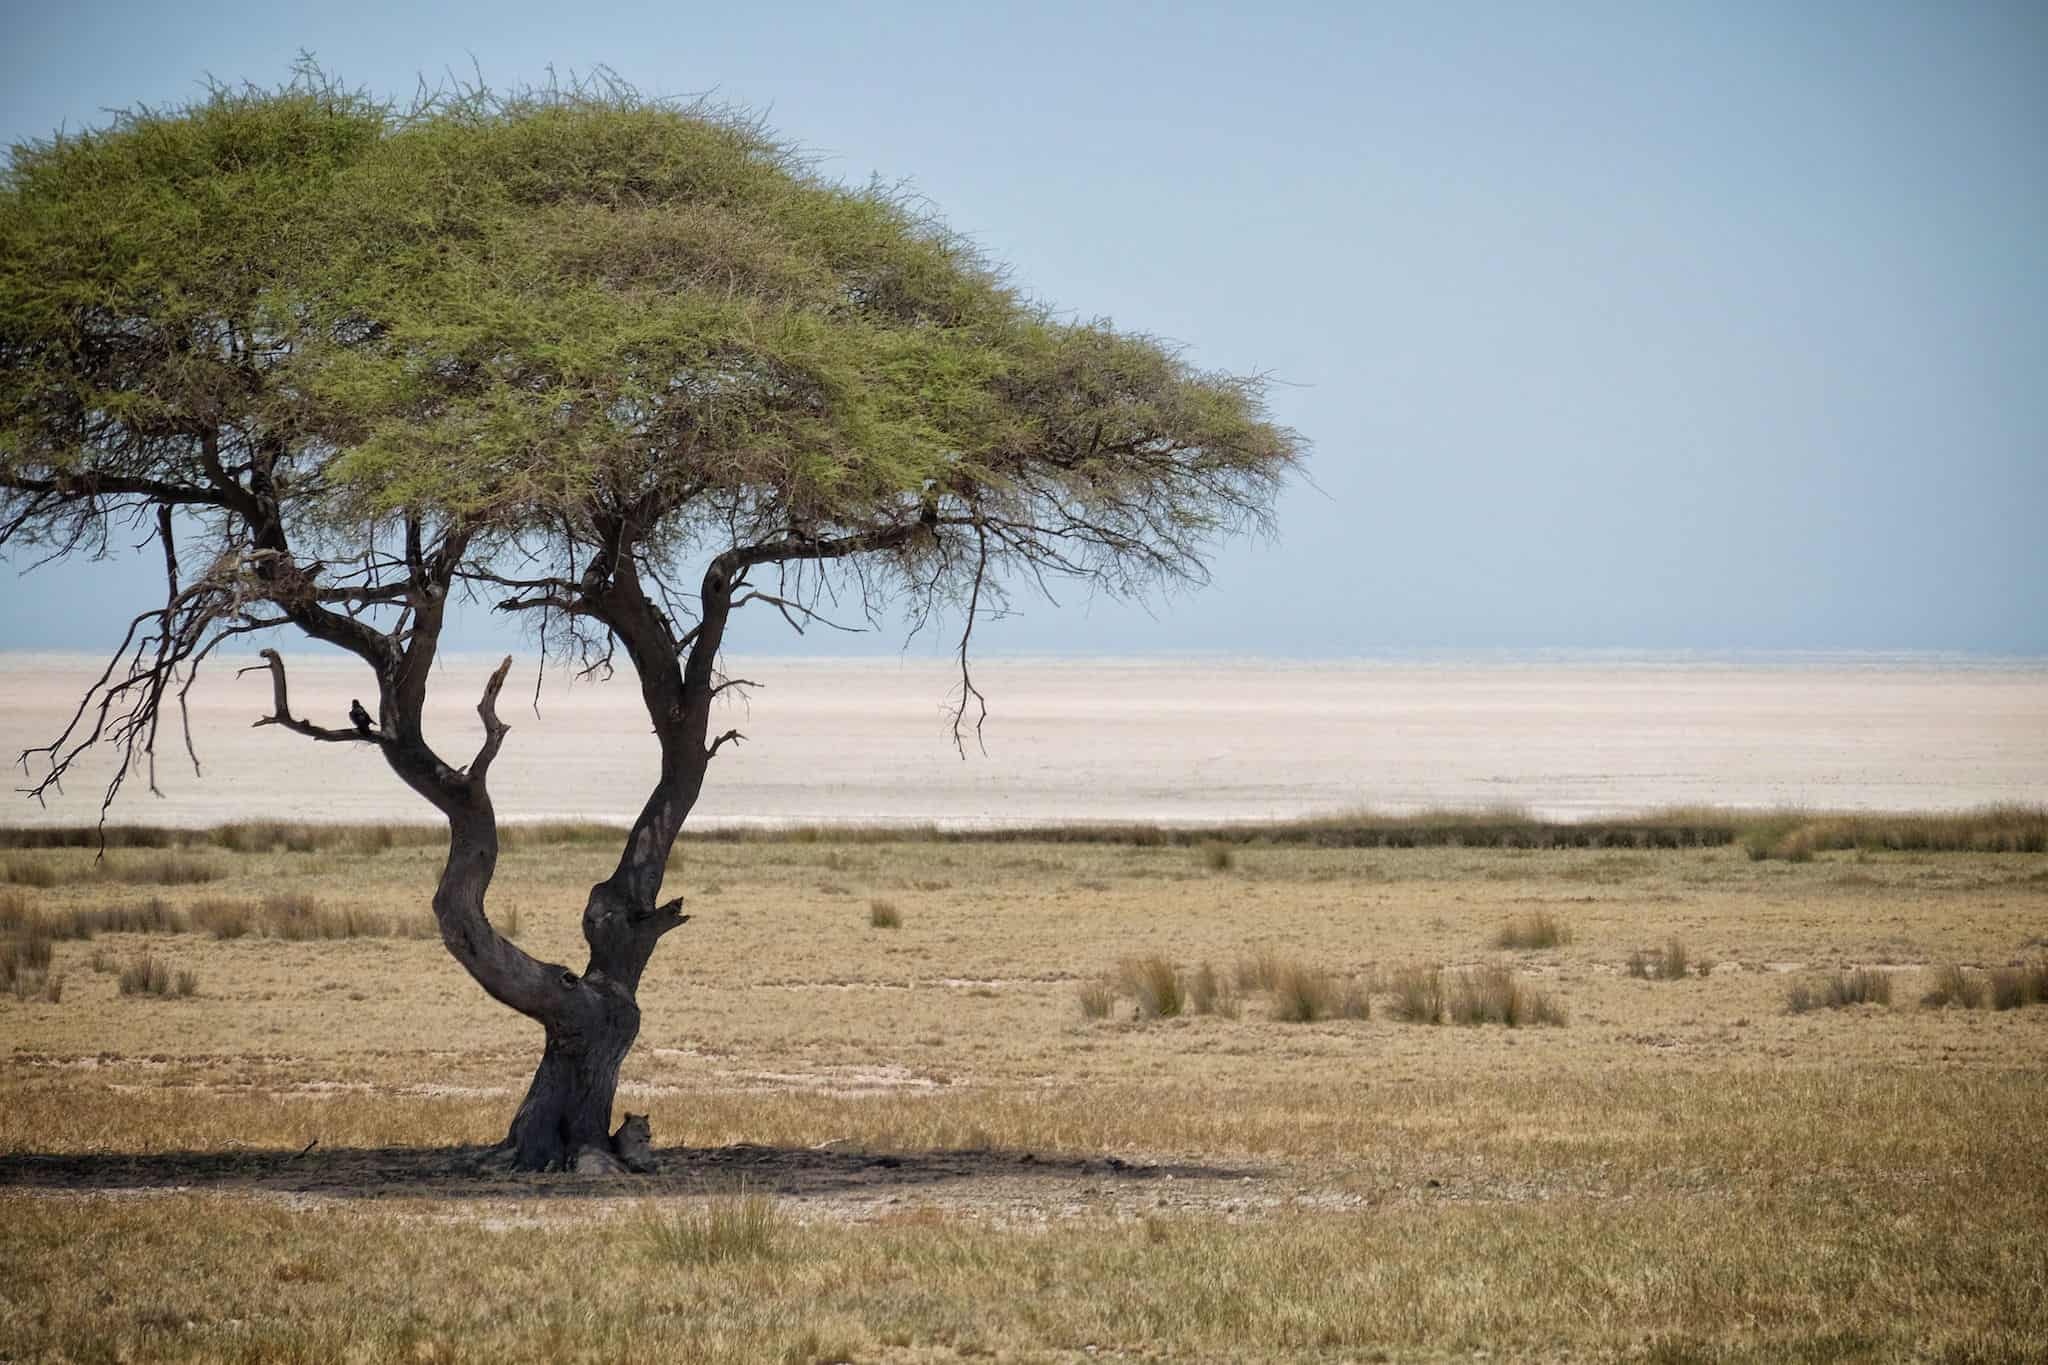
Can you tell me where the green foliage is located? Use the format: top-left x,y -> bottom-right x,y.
2,70 -> 1298,599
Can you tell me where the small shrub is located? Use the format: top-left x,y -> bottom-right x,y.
1076,978 -> 1117,1021
1447,966 -> 1565,1027
644,1190 -> 781,1265
1921,964 -> 1984,1010
173,969 -> 198,998
1495,911 -> 1572,950
868,899 -> 902,929
1119,955 -> 1185,1019
1200,841 -> 1234,872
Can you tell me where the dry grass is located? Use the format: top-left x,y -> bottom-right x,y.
1789,968 -> 1893,1013
1446,965 -> 1566,1027
0,829 -> 2044,1361
1627,938 -> 1706,981
866,899 -> 901,929
1118,954 -> 1185,1019
642,1186 -> 783,1265
4,803 -> 2041,855
115,952 -> 195,998
1921,963 -> 1986,1009
1495,909 -> 1572,949
1989,961 -> 2048,1011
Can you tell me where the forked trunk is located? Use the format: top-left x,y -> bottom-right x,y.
503,980 -> 642,1171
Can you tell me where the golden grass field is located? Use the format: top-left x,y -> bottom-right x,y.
3,827 -> 2046,1362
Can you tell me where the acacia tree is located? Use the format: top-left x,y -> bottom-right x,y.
0,75 -> 1300,1171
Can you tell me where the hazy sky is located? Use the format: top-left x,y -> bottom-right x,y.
4,0 -> 2043,657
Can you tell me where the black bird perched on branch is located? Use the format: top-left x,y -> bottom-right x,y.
350,699 -> 373,736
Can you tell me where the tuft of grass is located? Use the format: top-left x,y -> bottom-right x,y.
1986,961 -> 2048,1011
1075,978 -> 1117,1021
1263,961 -> 1369,1023
1446,966 -> 1566,1027
643,1189 -> 782,1266
1118,955 -> 1185,1019
1233,946 -> 1283,993
116,953 -> 173,998
1921,964 -> 1985,1010
1387,966 -> 1445,1024
1791,968 -> 1892,1012
1627,939 -> 1694,981
0,925 -> 55,979
1200,841 -> 1234,872
2,856 -> 61,888
192,898 -> 254,940
868,899 -> 902,929
93,897 -> 188,935
1495,911 -> 1572,950
105,854 -> 223,887
1,922 -> 63,1001
1187,961 -> 1242,1019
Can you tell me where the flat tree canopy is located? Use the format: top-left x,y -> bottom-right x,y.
0,72 -> 1302,1170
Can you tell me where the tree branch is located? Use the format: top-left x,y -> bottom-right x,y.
236,649 -> 381,745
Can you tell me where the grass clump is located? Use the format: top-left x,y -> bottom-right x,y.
105,854 -> 224,886
1921,964 -> 1985,1010
1446,966 -> 1566,1027
1118,955 -> 1185,1019
1,922 -> 63,1001
1789,968 -> 1892,1013
1075,978 -> 1118,1021
1200,841 -> 1234,872
868,899 -> 902,929
643,1189 -> 782,1266
1495,911 -> 1572,950
116,953 -> 194,998
1,856 -> 60,888
1987,961 -> 2048,1011
1626,939 -> 1702,981
1387,966 -> 1446,1023
1187,962 -> 1242,1019
192,898 -> 255,940
1267,962 -> 1369,1023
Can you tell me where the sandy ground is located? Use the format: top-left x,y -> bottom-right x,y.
3,651 -> 2044,828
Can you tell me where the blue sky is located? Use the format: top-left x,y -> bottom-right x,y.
4,0 -> 2043,656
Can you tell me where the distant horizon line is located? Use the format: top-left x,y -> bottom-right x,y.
4,646 -> 2046,670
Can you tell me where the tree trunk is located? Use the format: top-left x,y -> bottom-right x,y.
502,979 -> 642,1171
493,880 -> 688,1171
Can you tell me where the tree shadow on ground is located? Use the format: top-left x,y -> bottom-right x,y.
0,1143 -> 1255,1201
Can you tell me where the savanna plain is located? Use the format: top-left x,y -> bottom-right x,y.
3,815 -> 2046,1363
